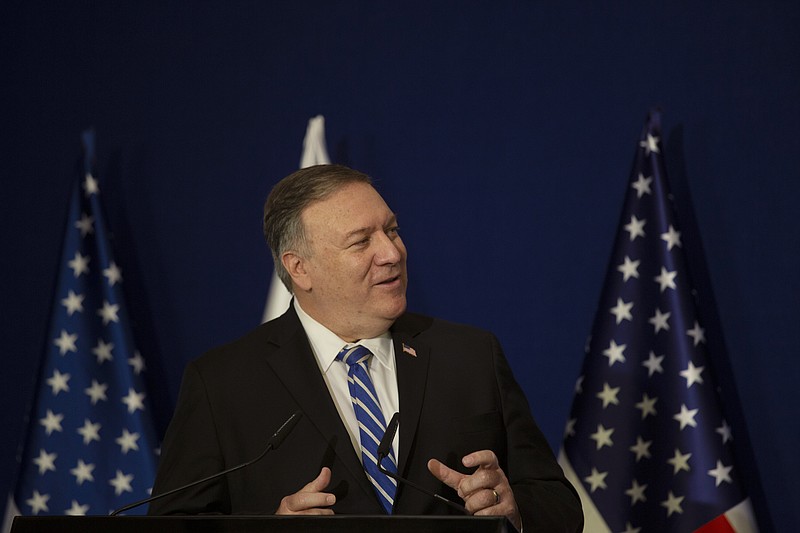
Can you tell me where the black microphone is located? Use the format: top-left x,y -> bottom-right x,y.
110,410 -> 303,516
377,412 -> 467,514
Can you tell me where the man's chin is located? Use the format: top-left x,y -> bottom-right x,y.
380,296 -> 407,322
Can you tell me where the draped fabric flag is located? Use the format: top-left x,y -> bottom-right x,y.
559,112 -> 759,533
262,115 -> 331,322
5,131 -> 159,526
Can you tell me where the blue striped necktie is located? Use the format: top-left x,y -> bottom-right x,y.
337,345 -> 398,514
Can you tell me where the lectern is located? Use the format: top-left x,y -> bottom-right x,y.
11,515 -> 510,532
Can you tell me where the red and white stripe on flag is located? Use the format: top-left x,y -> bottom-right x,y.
695,499 -> 759,533
560,440 -> 759,533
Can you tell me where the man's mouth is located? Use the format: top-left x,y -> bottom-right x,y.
375,275 -> 400,286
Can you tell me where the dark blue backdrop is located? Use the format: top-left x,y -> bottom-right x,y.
2,2 -> 797,531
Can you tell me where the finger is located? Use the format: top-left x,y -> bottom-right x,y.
457,467 -> 502,499
463,487 -> 500,514
474,494 -> 521,532
462,449 -> 499,470
281,490 -> 336,514
277,468 -> 336,514
302,467 -> 332,493
427,458 -> 466,490
458,450 -> 502,498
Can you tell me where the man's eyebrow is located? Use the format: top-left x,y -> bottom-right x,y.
342,214 -> 398,241
344,227 -> 371,240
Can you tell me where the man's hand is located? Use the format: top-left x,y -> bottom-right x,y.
428,450 -> 521,532
275,467 -> 336,515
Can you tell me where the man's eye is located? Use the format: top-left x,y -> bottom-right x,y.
386,226 -> 399,236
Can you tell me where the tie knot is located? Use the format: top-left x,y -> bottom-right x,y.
337,345 -> 372,367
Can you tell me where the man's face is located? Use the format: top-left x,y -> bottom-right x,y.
290,181 -> 408,341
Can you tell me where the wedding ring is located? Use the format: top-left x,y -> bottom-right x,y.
492,489 -> 500,504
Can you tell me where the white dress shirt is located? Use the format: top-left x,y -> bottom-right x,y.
293,299 -> 400,463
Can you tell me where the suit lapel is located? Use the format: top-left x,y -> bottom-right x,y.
262,307 -> 377,505
391,314 -> 432,478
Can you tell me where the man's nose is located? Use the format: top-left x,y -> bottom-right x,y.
374,232 -> 403,264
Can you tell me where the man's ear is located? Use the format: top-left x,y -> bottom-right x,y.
282,251 -> 312,292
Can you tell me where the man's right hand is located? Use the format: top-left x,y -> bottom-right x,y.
276,467 -> 336,515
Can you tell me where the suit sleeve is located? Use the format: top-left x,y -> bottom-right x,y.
491,335 -> 584,532
147,361 -> 231,515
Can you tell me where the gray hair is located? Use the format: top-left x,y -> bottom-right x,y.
262,164 -> 372,291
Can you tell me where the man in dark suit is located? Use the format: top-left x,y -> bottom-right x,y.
149,164 -> 582,532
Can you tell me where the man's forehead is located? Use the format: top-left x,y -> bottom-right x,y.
343,212 -> 398,236
303,183 -> 390,215
301,184 -> 394,231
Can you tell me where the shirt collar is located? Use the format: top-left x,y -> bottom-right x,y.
293,299 -> 394,372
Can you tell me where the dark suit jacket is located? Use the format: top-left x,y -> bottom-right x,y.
148,307 -> 583,532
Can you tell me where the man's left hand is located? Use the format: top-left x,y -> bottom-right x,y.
427,450 -> 521,532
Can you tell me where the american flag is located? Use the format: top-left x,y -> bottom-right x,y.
559,112 -> 759,532
9,130 -> 159,519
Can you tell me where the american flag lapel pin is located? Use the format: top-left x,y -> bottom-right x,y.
402,343 -> 417,357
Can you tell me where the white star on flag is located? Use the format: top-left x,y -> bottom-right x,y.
32,449 -> 57,475
596,382 -> 621,408
687,321 -> 706,346
70,460 -> 96,485
67,251 -> 90,278
97,300 -> 120,325
590,424 -> 615,450
648,308 -> 671,333
108,470 -> 134,496
128,352 -> 146,375
641,351 -> 665,376
708,460 -> 734,487
76,419 -> 102,444
639,133 -> 660,155
12,131 -> 159,518
103,261 -> 123,286
667,448 -> 692,474
46,369 -> 71,395
74,213 -> 94,237
673,404 -> 699,431
115,429 -> 141,454
661,491 -> 684,517
39,410 -> 64,436
559,112 -> 759,532
624,215 -> 646,241
622,522 -> 641,533
625,479 -> 648,505
61,290 -> 85,315
661,224 -> 682,250
584,468 -> 609,492
602,339 -> 626,366
92,339 -> 114,364
83,173 -> 99,196
84,380 -> 109,405
609,298 -> 634,324
121,388 -> 146,414
717,421 -> 733,444
680,361 -> 705,388
654,266 -> 677,292
634,393 -> 658,419
617,255 -> 640,281
53,330 -> 78,355
631,174 -> 653,198
629,437 -> 652,461
25,491 -> 50,515
65,500 -> 90,516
